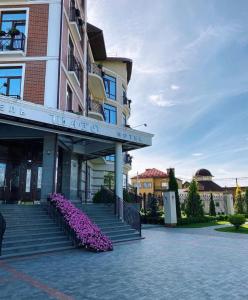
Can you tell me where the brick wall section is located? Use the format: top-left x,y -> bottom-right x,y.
27,5 -> 49,56
24,61 -> 46,105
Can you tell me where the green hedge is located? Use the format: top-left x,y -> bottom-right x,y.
177,216 -> 216,225
228,214 -> 246,229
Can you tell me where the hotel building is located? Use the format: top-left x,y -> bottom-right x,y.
0,0 -> 153,206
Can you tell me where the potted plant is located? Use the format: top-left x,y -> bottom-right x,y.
8,28 -> 20,37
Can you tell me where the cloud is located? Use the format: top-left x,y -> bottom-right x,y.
192,153 -> 203,157
149,94 -> 176,107
170,84 -> 180,90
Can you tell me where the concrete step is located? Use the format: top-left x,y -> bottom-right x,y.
6,222 -> 56,230
103,229 -> 136,236
3,236 -> 67,248
110,233 -> 140,241
2,240 -> 73,256
4,225 -> 62,235
0,246 -> 75,260
4,231 -> 64,241
101,224 -> 131,232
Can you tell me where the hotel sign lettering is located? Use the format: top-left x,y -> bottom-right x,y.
0,97 -> 152,146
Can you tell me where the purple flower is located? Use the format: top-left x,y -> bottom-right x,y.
50,194 -> 113,252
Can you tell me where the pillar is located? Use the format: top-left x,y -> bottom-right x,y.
61,151 -> 79,201
115,142 -> 123,219
224,193 -> 234,215
163,191 -> 177,227
41,135 -> 57,201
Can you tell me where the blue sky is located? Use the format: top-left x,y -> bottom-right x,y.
88,0 -> 248,186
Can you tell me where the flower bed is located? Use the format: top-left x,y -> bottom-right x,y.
50,194 -> 113,252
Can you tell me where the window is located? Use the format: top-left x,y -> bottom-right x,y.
103,74 -> 116,100
105,155 -> 115,162
122,113 -> 126,126
66,85 -> 73,111
123,174 -> 127,189
104,171 -> 115,190
161,182 -> 168,188
0,11 -> 27,51
104,104 -> 117,124
143,182 -> 152,189
0,66 -> 22,98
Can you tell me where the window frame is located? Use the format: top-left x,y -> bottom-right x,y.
0,63 -> 25,99
0,8 -> 29,54
104,103 -> 117,125
103,73 -> 116,100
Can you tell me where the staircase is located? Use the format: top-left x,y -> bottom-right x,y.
77,203 -> 142,243
0,205 -> 75,259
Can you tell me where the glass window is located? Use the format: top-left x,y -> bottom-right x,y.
66,85 -> 73,111
105,155 -> 115,162
1,11 -> 27,34
0,66 -> 22,99
103,74 -> 116,100
143,182 -> 152,189
104,104 -> 117,124
123,174 -> 127,188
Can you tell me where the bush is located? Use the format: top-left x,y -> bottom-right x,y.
177,216 -> 215,225
215,215 -> 228,221
228,214 -> 246,230
92,187 -> 115,203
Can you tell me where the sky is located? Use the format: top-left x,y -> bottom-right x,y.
88,0 -> 248,187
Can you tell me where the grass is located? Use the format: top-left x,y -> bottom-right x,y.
177,221 -> 229,228
215,224 -> 248,234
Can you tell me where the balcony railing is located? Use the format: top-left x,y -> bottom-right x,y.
0,93 -> 21,99
123,96 -> 131,109
69,6 -> 84,38
0,32 -> 25,52
124,153 -> 132,165
89,63 -> 103,77
68,54 -> 83,84
88,98 -> 105,120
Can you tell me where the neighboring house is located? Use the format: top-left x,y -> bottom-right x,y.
180,169 -> 229,214
131,168 -> 182,198
0,0 -> 153,206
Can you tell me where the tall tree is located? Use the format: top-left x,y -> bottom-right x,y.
234,185 -> 244,214
168,168 -> 181,219
245,188 -> 248,214
209,193 -> 216,216
185,179 -> 204,217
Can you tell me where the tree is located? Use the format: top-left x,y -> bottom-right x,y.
209,193 -> 216,216
244,188 -> 248,214
234,185 -> 244,214
168,168 -> 181,219
185,179 -> 204,217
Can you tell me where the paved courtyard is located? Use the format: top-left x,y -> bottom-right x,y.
1,226 -> 248,300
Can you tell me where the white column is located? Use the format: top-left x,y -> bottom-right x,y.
163,191 -> 177,227
115,142 -> 123,219
224,193 -> 234,215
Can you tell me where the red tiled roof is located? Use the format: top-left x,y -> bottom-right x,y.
132,168 -> 168,179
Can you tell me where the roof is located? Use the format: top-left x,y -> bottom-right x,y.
197,180 -> 223,192
132,168 -> 168,179
195,169 -> 213,177
106,57 -> 133,83
87,23 -> 107,60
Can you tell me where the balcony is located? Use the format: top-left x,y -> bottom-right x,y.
88,98 -> 105,121
88,63 -> 106,101
124,153 -> 132,165
0,32 -> 26,56
68,54 -> 83,87
123,96 -> 132,109
69,6 -> 84,41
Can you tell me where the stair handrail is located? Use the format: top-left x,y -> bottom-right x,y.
115,195 -> 142,236
46,197 -> 79,247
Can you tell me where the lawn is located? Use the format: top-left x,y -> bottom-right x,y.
177,221 -> 229,228
215,224 -> 248,234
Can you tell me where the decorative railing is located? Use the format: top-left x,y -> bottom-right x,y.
115,196 -> 141,236
88,98 -> 105,120
123,96 -> 131,109
89,63 -> 103,77
68,54 -> 83,84
0,32 -> 25,52
124,153 -> 132,165
46,197 -> 79,247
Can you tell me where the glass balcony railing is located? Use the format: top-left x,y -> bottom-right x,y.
88,98 -> 105,120
69,6 -> 84,39
123,96 -> 131,109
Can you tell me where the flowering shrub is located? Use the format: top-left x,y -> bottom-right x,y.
50,194 -> 113,252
